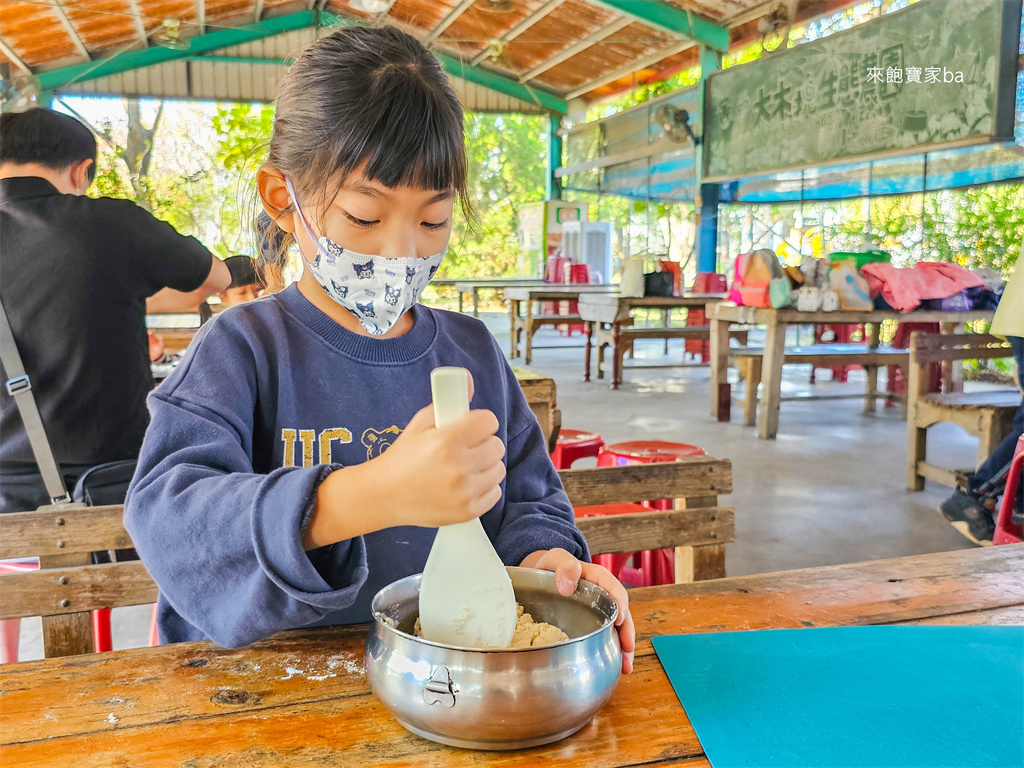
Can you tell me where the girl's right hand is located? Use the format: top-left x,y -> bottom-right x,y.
373,402 -> 507,528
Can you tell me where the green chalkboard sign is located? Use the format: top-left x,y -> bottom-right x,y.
703,0 -> 1022,182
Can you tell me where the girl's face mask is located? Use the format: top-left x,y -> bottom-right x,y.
285,178 -> 444,336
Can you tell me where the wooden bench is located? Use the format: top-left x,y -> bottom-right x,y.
0,458 -> 733,657
0,504 -> 156,658
729,344 -> 910,426
907,333 -> 1019,491
559,458 -> 734,582
591,324 -> 750,388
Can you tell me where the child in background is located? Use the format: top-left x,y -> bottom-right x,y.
124,25 -> 634,672
199,255 -> 262,324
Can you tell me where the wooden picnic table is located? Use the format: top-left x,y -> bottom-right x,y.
2,545 -> 1021,767
578,294 -> 726,389
709,305 -> 996,440
506,284 -> 618,364
430,278 -> 545,316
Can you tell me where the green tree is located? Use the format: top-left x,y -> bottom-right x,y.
442,112 -> 548,279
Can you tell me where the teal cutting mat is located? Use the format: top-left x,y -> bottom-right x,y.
652,626 -> 1024,768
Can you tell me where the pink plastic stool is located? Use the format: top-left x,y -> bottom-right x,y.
552,429 -> 605,469
596,440 -> 708,585
994,436 -> 1024,546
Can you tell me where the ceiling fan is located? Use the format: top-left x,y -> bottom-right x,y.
654,104 -> 699,146
757,1 -> 794,54
477,0 -> 516,12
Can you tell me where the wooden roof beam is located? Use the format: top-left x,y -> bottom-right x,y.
587,0 -> 728,52
470,0 -> 567,66
425,0 -> 475,43
564,39 -> 691,100
370,0 -> 397,24
0,36 -> 32,75
254,0 -> 265,22
519,17 -> 631,83
127,0 -> 149,48
50,1 -> 91,62
197,0 -> 206,33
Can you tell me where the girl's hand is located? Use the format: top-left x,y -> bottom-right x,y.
305,371 -> 506,549
520,548 -> 635,675
372,394 -> 506,529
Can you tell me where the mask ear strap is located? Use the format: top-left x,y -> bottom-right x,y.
284,178 -> 334,266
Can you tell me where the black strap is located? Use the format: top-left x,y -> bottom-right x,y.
0,296 -> 70,504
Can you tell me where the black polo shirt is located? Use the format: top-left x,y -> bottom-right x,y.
0,176 -> 213,472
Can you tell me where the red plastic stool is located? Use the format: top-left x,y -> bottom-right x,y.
573,503 -> 645,586
562,263 -> 591,337
887,322 -> 941,407
595,440 -> 708,585
994,436 -> 1024,546
0,560 -> 115,662
811,324 -> 865,383
552,429 -> 605,469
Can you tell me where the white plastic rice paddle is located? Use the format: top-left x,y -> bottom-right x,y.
417,367 -> 517,648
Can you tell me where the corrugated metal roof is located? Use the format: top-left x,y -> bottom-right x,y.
59,26 -> 548,111
0,0 -> 864,108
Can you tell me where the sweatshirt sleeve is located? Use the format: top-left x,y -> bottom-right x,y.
488,354 -> 590,568
124,322 -> 369,648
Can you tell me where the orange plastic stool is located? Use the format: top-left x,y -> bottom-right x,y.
552,429 -> 605,469
596,440 -> 707,586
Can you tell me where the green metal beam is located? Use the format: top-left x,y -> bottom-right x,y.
35,8 -> 566,115
587,0 -> 729,53
187,55 -> 293,66
36,10 -> 318,91
434,51 -> 567,115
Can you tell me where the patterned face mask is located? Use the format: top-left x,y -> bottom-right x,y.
285,178 -> 445,336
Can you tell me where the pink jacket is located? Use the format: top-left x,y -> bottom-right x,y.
860,262 -> 984,313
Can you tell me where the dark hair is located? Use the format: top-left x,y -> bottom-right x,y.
258,25 -> 469,268
224,255 -> 259,288
0,108 -> 97,181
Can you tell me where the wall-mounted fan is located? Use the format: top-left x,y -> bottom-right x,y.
654,104 -> 699,146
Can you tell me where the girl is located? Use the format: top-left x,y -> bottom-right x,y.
125,25 -> 634,673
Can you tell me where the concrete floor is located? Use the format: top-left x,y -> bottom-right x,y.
14,311 -> 981,661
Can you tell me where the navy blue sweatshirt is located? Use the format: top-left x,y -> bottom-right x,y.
125,284 -> 588,647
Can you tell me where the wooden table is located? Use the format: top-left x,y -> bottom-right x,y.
507,284 -> 618,364
3,545 -> 1020,767
512,366 -> 559,452
430,278 -> 545,316
146,313 -> 202,355
578,294 -> 725,389
709,306 -> 995,439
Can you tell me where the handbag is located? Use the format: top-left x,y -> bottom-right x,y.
644,271 -> 675,297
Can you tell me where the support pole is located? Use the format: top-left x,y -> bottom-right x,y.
695,44 -> 720,274
547,114 -> 563,200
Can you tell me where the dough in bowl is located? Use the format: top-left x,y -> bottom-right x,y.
414,604 -> 568,647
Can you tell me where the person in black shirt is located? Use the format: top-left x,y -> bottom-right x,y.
0,107 -> 230,513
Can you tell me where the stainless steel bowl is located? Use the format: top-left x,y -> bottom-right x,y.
365,566 -> 621,750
